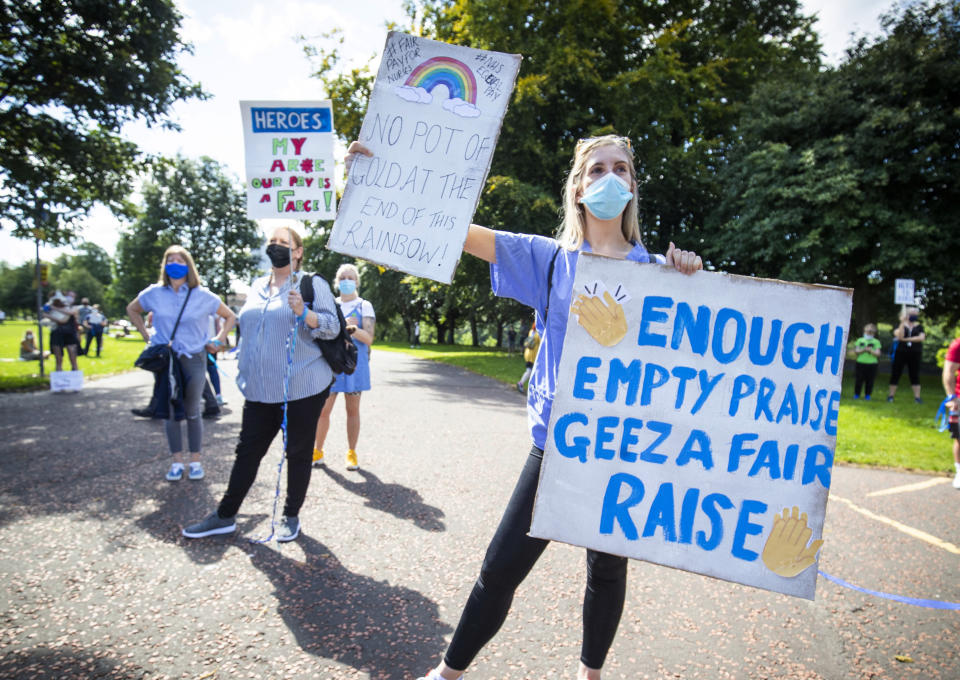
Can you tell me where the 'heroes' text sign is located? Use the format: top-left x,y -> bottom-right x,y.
329,32 -> 520,283
240,100 -> 337,220
530,255 -> 852,599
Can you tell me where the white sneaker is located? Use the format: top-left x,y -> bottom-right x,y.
416,671 -> 461,680
952,471 -> 960,489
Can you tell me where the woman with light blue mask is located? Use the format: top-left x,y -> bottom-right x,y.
126,246 -> 236,482
345,135 -> 701,680
313,262 -> 376,471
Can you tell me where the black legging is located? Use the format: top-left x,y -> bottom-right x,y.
890,346 -> 922,386
854,362 -> 878,397
218,389 -> 328,519
444,447 -> 628,671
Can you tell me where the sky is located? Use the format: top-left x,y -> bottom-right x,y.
0,0 -> 895,266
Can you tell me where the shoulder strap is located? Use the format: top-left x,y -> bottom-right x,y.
543,245 -> 562,323
299,272 -> 315,306
169,286 -> 193,342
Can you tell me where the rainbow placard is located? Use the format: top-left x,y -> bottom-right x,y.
330,32 -> 521,283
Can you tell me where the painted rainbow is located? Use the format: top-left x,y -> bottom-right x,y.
404,56 -> 478,104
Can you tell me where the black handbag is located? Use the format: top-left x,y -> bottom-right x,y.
134,287 -> 193,373
299,273 -> 358,375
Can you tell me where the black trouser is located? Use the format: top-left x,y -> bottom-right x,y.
854,362 -> 878,397
890,346 -> 921,386
84,324 -> 103,356
444,447 -> 628,671
217,390 -> 329,519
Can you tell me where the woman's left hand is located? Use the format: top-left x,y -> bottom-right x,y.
666,242 -> 703,275
288,289 -> 305,317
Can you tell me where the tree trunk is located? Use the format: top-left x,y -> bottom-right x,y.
470,318 -> 480,346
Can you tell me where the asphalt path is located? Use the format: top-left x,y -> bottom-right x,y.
0,350 -> 957,679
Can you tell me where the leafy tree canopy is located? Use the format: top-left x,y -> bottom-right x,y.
304,0 -> 822,342
109,156 -> 261,307
0,0 -> 205,244
707,0 -> 960,328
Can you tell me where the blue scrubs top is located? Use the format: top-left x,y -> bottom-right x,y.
490,231 -> 663,449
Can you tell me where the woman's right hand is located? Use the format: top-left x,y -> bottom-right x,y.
344,141 -> 373,176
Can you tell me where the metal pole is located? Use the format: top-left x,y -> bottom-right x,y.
35,234 -> 45,377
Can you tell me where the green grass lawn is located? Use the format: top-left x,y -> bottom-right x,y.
1,328 -> 952,474
377,341 -> 955,474
0,319 -> 146,390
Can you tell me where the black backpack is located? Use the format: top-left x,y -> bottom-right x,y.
299,273 -> 358,375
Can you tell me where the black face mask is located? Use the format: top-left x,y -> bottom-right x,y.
266,243 -> 291,268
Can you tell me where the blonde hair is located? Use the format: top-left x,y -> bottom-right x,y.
558,135 -> 642,250
270,226 -> 304,271
335,262 -> 360,288
158,245 -> 201,288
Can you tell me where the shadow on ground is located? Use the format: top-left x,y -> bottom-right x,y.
248,533 -> 451,679
320,466 -> 446,532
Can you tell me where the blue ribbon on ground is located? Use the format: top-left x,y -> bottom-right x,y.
819,570 -> 960,610
935,395 -> 956,433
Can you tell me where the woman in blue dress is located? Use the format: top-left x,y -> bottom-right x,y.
313,262 -> 376,471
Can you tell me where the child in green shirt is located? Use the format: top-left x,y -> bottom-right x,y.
853,323 -> 882,400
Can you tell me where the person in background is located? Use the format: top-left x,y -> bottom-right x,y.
206,313 -> 225,406
887,305 -> 925,403
313,262 -> 376,471
44,295 -> 80,371
942,336 -> 960,489
126,246 -> 235,482
182,226 -> 340,542
345,134 -> 702,680
515,320 -> 541,394
19,330 -> 45,360
83,304 -> 107,358
852,323 -> 881,400
75,297 -> 92,355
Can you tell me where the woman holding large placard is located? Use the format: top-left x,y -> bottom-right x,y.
346,135 -> 701,680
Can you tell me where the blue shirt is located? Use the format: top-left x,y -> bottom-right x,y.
138,283 -> 221,358
236,273 -> 340,403
491,231 -> 662,449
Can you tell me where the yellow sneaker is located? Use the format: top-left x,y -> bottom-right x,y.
346,449 -> 359,471
312,447 -> 325,467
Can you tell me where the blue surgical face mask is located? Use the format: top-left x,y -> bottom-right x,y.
165,262 -> 189,280
338,279 -> 357,295
578,172 -> 633,220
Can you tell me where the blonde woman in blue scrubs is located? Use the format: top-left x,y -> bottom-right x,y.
348,135 -> 702,680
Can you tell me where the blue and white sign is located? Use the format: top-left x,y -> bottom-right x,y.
240,100 -> 337,220
530,255 -> 853,600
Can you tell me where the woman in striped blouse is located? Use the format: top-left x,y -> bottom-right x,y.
182,226 -> 340,542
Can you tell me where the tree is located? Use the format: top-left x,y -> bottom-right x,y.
52,266 -> 104,305
303,1 -> 822,341
72,242 -> 113,287
417,0 -> 821,251
0,260 -> 43,314
0,0 -> 205,244
109,156 -> 261,306
707,1 -> 960,328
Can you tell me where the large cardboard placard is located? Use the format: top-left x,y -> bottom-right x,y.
240,100 -> 337,220
329,32 -> 521,283
530,255 -> 853,600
